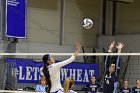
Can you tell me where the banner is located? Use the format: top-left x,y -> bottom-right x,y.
5,0 -> 26,38
6,58 -> 98,85
61,62 -> 98,85
6,58 -> 43,83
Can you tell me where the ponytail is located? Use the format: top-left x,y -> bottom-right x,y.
42,54 -> 52,93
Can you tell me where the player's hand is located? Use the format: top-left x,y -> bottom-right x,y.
73,42 -> 81,58
108,41 -> 115,52
76,42 -> 81,52
116,42 -> 124,53
116,42 -> 124,49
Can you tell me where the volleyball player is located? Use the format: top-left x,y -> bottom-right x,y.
103,63 -> 118,93
42,43 -> 81,93
104,41 -> 124,76
120,80 -> 131,93
132,80 -> 140,93
63,77 -> 77,93
103,41 -> 124,93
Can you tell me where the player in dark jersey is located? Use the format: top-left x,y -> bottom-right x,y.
103,41 -> 124,93
120,80 -> 131,93
104,41 -> 124,77
85,76 -> 101,93
103,64 -> 118,93
132,80 -> 140,93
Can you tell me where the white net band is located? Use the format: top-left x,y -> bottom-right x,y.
0,53 -> 139,56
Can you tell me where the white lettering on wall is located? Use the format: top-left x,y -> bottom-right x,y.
7,0 -> 20,6
17,65 -> 96,84
89,70 -> 95,77
77,69 -> 82,82
83,70 -> 89,82
69,69 -> 76,81
26,67 -> 32,80
33,67 -> 39,80
60,68 -> 68,81
19,66 -> 25,80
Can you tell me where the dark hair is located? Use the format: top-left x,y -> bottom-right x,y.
42,54 -> 51,93
90,76 -> 96,83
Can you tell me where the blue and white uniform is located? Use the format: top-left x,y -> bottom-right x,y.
48,55 -> 75,93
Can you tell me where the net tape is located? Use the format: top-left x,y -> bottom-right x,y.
0,53 -> 139,56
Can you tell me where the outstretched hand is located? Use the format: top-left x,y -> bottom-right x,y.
108,41 -> 115,52
73,42 -> 81,58
116,42 -> 124,53
109,41 -> 115,49
76,42 -> 81,52
116,42 -> 124,49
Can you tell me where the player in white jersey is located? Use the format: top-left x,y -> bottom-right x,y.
43,43 -> 81,93
64,77 -> 77,93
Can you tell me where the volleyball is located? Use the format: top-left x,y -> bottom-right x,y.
82,18 -> 93,29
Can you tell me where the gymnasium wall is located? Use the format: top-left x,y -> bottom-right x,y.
26,0 -> 102,48
23,0 -> 140,48
26,0 -> 61,45
117,0 -> 140,34
63,0 -> 101,47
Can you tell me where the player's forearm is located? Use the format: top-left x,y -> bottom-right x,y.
117,49 -> 122,53
55,55 -> 75,68
73,51 -> 80,58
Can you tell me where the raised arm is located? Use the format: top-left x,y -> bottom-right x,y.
105,41 -> 115,70
115,42 -> 124,76
73,42 -> 81,58
54,42 -> 81,68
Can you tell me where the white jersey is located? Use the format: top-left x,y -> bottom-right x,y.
48,55 -> 75,92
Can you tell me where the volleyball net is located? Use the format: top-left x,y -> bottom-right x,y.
0,53 -> 140,92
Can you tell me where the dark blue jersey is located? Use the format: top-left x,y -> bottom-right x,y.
120,87 -> 131,93
86,82 -> 101,93
104,54 -> 121,77
103,71 -> 118,93
132,87 -> 140,93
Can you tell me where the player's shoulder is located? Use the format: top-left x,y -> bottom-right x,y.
48,64 -> 56,69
